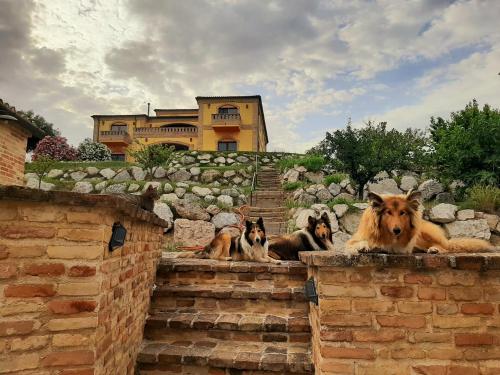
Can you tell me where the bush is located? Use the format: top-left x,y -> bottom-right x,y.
32,136 -> 77,161
77,138 -> 111,161
128,142 -> 175,180
29,155 -> 56,189
282,181 -> 306,191
462,185 -> 500,214
324,173 -> 348,185
277,154 -> 326,172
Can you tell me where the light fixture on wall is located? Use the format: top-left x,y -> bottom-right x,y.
304,277 -> 318,305
109,222 -> 127,252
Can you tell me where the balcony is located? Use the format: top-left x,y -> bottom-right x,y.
212,113 -> 241,130
134,126 -> 198,138
99,131 -> 132,144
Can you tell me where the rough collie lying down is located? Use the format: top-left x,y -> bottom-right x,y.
346,190 -> 495,255
176,217 -> 280,263
268,212 -> 334,260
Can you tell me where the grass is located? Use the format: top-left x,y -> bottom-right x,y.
459,185 -> 500,214
276,154 -> 326,172
282,181 -> 307,191
26,160 -> 132,172
324,173 -> 348,186
284,199 -> 312,209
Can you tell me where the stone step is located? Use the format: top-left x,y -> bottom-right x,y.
263,222 -> 288,235
247,211 -> 285,218
137,340 -> 313,374
248,206 -> 287,212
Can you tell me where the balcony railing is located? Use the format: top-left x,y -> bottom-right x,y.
134,126 -> 198,138
212,113 -> 241,129
99,131 -> 132,144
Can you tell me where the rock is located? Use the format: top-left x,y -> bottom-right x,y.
174,188 -> 186,198
306,186 -> 318,195
295,166 -> 307,173
295,209 -> 316,229
198,153 -> 212,160
204,195 -> 216,204
429,203 -> 458,223
221,188 -> 240,198
297,193 -> 316,205
305,171 -> 324,184
106,183 -> 127,194
131,166 -> 146,181
143,181 -> 161,192
214,156 -> 226,164
211,212 -> 240,229
24,173 -> 38,181
219,226 -> 241,238
226,158 -> 235,164
94,181 -> 107,192
232,176 -> 243,184
26,178 -> 55,191
449,180 -> 466,193
340,211 -> 363,234
340,179 -> 350,188
282,169 -> 300,183
418,180 -> 444,201
217,195 -> 233,207
316,188 -> 333,202
223,170 -> 236,178
192,186 -> 212,197
86,167 -> 99,176
400,175 -> 418,192
374,171 -> 389,180
328,183 -> 341,197
153,202 -> 173,229
100,168 -> 116,180
311,204 -> 329,212
128,183 -> 140,192
163,183 -> 174,193
206,204 -> 221,215
333,204 -> 349,218
181,155 -> 196,164
236,156 -> 249,163
176,182 -> 189,188
484,214 -> 499,232
444,219 -> 491,240
435,192 -> 455,204
189,167 -> 201,176
47,169 -> 63,178
169,169 -> 191,182
367,179 -> 402,195
331,231 -> 352,252
352,203 -> 369,210
113,169 -> 131,182
161,193 -> 179,204
336,193 -> 355,201
172,200 -> 210,221
72,181 -> 93,194
70,171 -> 87,181
212,188 -> 221,196
200,169 -> 221,183
153,166 -> 166,178
457,209 -> 475,221
174,219 -> 215,247
345,184 -> 356,195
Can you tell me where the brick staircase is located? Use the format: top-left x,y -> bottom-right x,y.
137,255 -> 313,374
248,167 -> 287,236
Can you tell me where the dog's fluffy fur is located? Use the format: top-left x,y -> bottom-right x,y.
268,212 -> 334,260
176,217 -> 279,263
346,190 -> 495,255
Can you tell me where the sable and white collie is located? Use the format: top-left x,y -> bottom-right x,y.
346,190 -> 495,255
268,212 -> 334,260
177,217 -> 280,263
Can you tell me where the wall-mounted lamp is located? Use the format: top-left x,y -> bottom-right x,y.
304,277 -> 318,305
109,222 -> 127,252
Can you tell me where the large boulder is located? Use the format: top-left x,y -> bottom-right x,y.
142,181 -> 161,192
113,169 -> 131,182
26,178 -> 55,191
400,175 -> 418,192
221,188 -> 240,198
128,183 -> 140,192
131,166 -> 146,181
340,211 -> 363,235
86,167 -> 99,176
181,155 -> 196,164
331,231 -> 352,252
429,203 -> 458,223
444,219 -> 491,240
367,179 -> 402,195
174,219 -> 215,247
214,156 -> 226,164
223,170 -> 236,178
295,209 -> 316,229
316,188 -> 334,202
374,171 -> 389,180
190,167 -> 201,176
328,183 -> 341,197
72,181 -> 93,194
198,153 -> 212,160
418,179 -> 444,201
154,166 -> 167,178
169,169 -> 191,182
47,169 -> 63,179
283,169 -> 300,183
192,186 -> 212,197
484,214 -> 500,233
332,204 -> 349,218
174,187 -> 186,198
305,171 -> 324,184
201,169 -> 221,183
435,192 -> 455,204
105,183 -> 127,194
211,212 -> 240,229
100,168 -> 116,180
172,200 -> 210,221
217,195 -> 233,207
236,156 -> 249,163
457,209 -> 475,221
70,171 -> 87,181
161,193 -> 179,204
153,202 -> 173,229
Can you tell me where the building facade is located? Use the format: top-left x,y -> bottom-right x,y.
92,95 -> 268,161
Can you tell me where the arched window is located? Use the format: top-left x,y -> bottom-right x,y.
218,105 -> 238,115
111,122 -> 128,132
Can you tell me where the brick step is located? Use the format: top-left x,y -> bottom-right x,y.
247,211 -> 285,218
248,206 -> 286,212
249,200 -> 285,209
247,217 -> 284,224
137,340 -> 313,374
264,222 -> 288,235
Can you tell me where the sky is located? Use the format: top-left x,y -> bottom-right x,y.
1,0 -> 499,153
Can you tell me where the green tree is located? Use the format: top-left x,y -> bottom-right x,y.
127,142 -> 175,180
29,155 -> 56,189
430,100 -> 500,185
18,110 -> 60,150
312,121 -> 430,199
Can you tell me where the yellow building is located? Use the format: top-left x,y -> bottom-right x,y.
92,95 -> 268,160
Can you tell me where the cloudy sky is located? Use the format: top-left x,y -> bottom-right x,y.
1,0 -> 499,152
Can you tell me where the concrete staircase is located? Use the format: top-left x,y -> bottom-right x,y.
137,256 -> 313,374
248,167 -> 287,236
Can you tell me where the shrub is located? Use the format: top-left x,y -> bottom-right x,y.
462,185 -> 500,214
324,173 -> 348,186
32,136 -> 77,161
77,138 -> 111,161
128,142 -> 175,180
277,154 -> 326,172
29,155 -> 56,189
283,181 -> 306,191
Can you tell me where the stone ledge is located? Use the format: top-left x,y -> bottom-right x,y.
299,250 -> 500,270
0,184 -> 169,227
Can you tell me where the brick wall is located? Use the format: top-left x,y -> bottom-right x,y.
0,120 -> 30,186
0,187 -> 166,375
301,251 -> 500,375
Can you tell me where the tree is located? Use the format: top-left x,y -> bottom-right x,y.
127,142 -> 175,180
430,100 -> 500,185
77,138 -> 112,161
29,155 -> 56,189
18,110 -> 60,150
32,136 -> 78,161
312,121 -> 430,199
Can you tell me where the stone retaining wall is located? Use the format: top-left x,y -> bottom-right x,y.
0,186 -> 165,375
300,251 -> 500,375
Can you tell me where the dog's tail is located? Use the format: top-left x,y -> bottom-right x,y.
174,246 -> 211,258
446,238 -> 496,253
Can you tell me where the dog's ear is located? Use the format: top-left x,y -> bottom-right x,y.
245,220 -> 253,230
320,212 -> 330,224
257,217 -> 264,228
307,215 -> 316,228
368,192 -> 384,209
406,189 -> 422,211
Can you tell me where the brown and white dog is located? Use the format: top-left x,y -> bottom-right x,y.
268,212 -> 334,260
177,217 -> 280,263
346,190 -> 495,255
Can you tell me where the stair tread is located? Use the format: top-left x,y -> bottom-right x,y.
138,340 -> 313,372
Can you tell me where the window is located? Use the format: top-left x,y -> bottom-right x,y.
111,154 -> 125,161
111,123 -> 127,132
218,141 -> 237,151
218,107 -> 238,115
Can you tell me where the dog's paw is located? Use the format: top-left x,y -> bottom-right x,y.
345,241 -> 369,255
223,256 -> 233,261
427,247 -> 440,254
